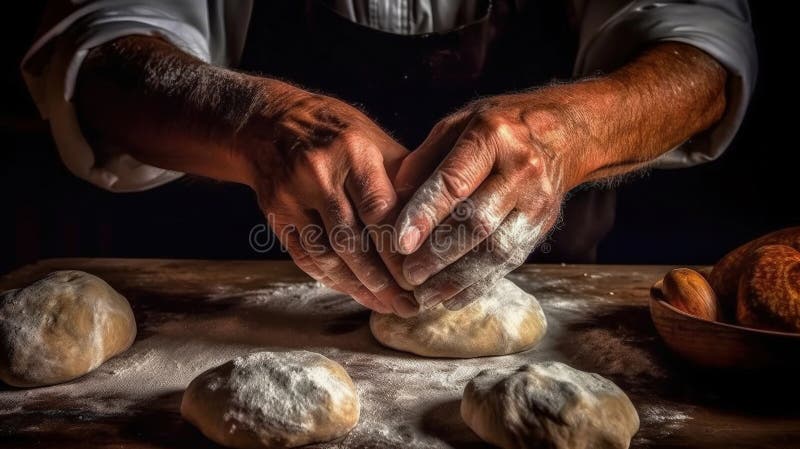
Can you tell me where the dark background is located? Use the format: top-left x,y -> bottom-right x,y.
0,3 -> 796,274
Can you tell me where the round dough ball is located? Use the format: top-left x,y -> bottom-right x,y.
181,351 -> 360,449
370,278 -> 546,358
461,361 -> 639,449
0,270 -> 136,387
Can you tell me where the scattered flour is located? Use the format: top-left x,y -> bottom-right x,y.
568,328 -> 666,381
1,279 -> 679,448
637,403 -> 694,441
641,404 -> 692,425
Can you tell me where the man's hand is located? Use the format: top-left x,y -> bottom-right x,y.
239,82 -> 417,316
76,36 -> 417,316
394,42 -> 727,310
393,95 -> 575,310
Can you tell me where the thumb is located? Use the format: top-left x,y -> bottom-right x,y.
394,115 -> 470,202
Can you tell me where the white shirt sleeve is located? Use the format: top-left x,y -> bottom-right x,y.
21,0 -> 246,192
573,0 -> 757,168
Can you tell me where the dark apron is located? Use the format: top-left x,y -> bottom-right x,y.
240,0 -> 616,263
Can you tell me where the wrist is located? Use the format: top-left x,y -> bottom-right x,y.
509,81 -> 622,191
233,79 -> 314,189
537,75 -> 650,189
559,78 -> 629,185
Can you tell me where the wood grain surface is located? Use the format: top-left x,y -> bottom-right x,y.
1,259 -> 799,449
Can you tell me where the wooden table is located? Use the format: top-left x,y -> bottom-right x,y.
1,259 -> 798,449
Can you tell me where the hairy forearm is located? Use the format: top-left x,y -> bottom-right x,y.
76,36 -> 298,184
579,42 -> 727,182
502,42 -> 727,189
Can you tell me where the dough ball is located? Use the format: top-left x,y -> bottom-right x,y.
370,278 -> 546,358
181,351 -> 360,449
0,270 -> 136,387
461,361 -> 639,449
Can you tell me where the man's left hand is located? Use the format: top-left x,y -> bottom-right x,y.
393,91 -> 588,310
393,43 -> 728,312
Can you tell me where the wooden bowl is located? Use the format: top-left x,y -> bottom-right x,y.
650,297 -> 800,370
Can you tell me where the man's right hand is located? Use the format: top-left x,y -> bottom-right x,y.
236,81 -> 417,316
76,36 -> 417,316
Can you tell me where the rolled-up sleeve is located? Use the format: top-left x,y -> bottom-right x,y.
21,1 -> 224,192
573,0 -> 757,168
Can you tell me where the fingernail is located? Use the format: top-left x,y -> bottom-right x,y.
393,292 -> 419,318
403,263 -> 429,286
399,226 -> 421,254
369,273 -> 392,294
362,199 -> 389,222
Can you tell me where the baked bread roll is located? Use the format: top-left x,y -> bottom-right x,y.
651,268 -> 719,321
736,244 -> 800,332
709,227 -> 800,317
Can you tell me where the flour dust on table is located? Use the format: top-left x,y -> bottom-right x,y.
0,264 -> 695,449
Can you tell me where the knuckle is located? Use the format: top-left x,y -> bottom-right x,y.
314,251 -> 346,274
424,242 -> 451,267
438,166 -> 472,199
357,191 -> 395,222
491,239 -> 518,265
467,212 -> 497,241
298,153 -> 332,185
521,152 -> 545,177
363,270 -> 392,293
473,112 -> 510,136
430,117 -> 454,136
338,129 -> 367,151
295,149 -> 323,169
